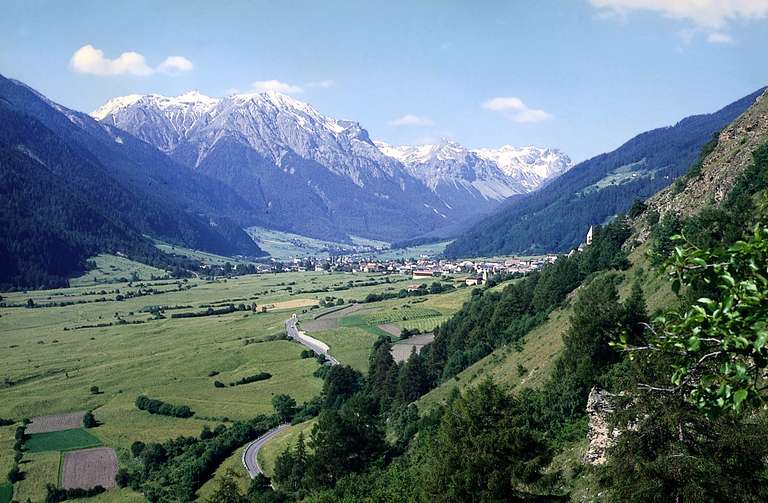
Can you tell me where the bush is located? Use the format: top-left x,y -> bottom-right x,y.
115,468 -> 131,488
214,380 -> 226,388
135,395 -> 194,418
0,418 -> 15,426
83,411 -> 97,428
230,373 -> 271,387
130,441 -> 145,458
7,464 -> 22,483
45,483 -> 105,503
90,385 -> 100,394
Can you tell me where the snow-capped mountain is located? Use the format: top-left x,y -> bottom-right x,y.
474,145 -> 572,191
375,139 -> 572,214
94,91 -> 450,241
93,91 -> 571,242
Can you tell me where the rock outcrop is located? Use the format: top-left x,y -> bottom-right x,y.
584,387 -> 617,465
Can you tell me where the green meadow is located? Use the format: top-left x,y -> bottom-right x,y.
0,267 -> 472,501
24,428 -> 101,453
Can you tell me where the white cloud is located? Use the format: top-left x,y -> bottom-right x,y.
158,56 -> 194,74
70,44 -> 193,76
481,97 -> 552,123
707,31 -> 734,44
306,79 -> 336,88
588,0 -> 768,43
251,80 -> 304,94
389,114 -> 435,127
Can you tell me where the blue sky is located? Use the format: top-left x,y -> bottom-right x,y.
1,0 -> 767,161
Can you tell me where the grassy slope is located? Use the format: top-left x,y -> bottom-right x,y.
256,420 -> 316,478
196,445 -> 252,501
246,227 -> 387,259
0,425 -> 15,487
13,451 -> 60,502
417,242 -> 671,413
70,254 -> 168,287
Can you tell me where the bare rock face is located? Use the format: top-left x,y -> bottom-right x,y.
584,387 -> 616,465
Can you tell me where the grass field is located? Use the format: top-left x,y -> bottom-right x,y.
246,227 -> 387,259
396,316 -> 450,332
1,269 -> 465,500
196,445 -> 251,501
0,482 -> 12,503
25,428 -> 101,453
0,425 -> 16,488
13,451 -> 60,502
70,254 -> 169,287
362,241 -> 452,260
311,326 -> 381,373
358,307 -> 442,325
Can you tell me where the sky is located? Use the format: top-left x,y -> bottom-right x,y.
1,0 -> 767,162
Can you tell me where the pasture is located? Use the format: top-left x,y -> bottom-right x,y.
0,269 -> 474,500
25,428 -> 101,453
0,483 -> 11,503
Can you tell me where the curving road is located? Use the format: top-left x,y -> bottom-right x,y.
242,423 -> 290,478
242,314 -> 339,478
285,317 -> 339,366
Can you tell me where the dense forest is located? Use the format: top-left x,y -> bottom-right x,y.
170,140 -> 768,503
444,87 -> 766,258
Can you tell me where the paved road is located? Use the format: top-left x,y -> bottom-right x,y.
241,315 -> 339,479
285,317 -> 339,365
242,423 -> 290,478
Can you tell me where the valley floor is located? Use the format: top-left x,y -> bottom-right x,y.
0,269 -> 473,502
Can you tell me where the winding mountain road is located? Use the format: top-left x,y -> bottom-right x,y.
285,316 -> 339,366
241,314 -> 339,478
242,423 -> 290,478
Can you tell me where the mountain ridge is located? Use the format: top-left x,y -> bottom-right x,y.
94,90 -> 571,241
444,86 -> 768,258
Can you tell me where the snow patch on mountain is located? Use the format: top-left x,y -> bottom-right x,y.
375,138 -> 572,199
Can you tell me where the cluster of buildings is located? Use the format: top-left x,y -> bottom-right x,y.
270,254 -> 559,285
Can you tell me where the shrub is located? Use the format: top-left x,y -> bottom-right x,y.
83,411 -> 97,428
230,373 -> 271,387
90,385 -> 100,394
135,395 -> 194,418
45,483 -> 105,502
115,468 -> 131,488
130,441 -> 145,457
8,464 -> 22,483
214,380 -> 226,388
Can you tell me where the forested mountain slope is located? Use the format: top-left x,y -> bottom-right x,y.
444,86 -> 766,258
0,76 -> 265,290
